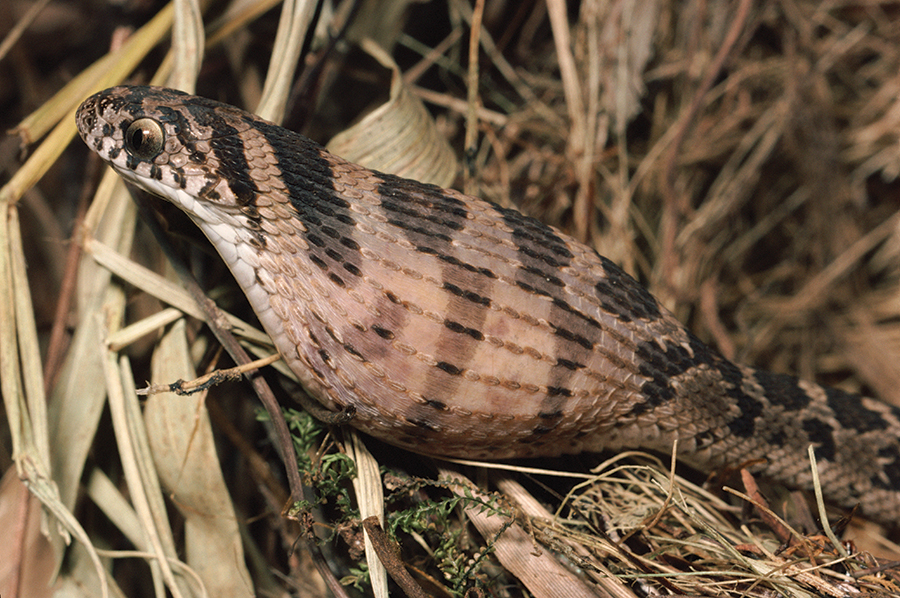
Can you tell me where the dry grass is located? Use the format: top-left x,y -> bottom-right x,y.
2,0 -> 900,596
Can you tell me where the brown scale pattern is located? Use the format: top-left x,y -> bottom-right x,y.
76,86 -> 900,526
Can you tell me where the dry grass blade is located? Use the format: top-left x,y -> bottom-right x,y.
441,468 -> 606,598
255,0 -> 318,122
168,0 -> 204,92
104,350 -> 193,598
346,432 -> 389,598
145,321 -> 252,596
526,452 -> 897,597
326,39 -> 458,187
85,236 -> 271,347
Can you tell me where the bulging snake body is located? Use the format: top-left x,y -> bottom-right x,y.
76,86 -> 900,525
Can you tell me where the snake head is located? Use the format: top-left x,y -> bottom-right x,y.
76,86 -> 265,224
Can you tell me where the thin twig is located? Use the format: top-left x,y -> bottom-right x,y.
463,0 -> 485,194
363,516 -> 429,598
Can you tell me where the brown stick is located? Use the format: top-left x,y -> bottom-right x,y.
362,516 -> 428,598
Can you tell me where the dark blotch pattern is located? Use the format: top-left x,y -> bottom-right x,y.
374,173 -> 470,248
499,205 -> 573,261
443,282 -> 491,307
406,417 -> 439,432
825,386 -> 890,433
417,246 -> 497,279
141,95 -> 264,211
513,276 -> 628,351
726,390 -> 763,437
556,358 -> 584,371
425,399 -> 448,411
444,319 -> 484,341
553,326 -> 593,351
343,343 -> 364,360
387,218 -> 452,242
237,118 -> 368,287
753,370 -> 812,411
631,333 -> 761,438
802,417 -> 837,461
371,325 -> 394,340
593,255 -> 662,322
436,361 -> 463,376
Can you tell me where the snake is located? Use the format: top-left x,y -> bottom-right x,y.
75,85 -> 900,526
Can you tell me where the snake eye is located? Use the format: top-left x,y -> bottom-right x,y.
124,118 -> 164,159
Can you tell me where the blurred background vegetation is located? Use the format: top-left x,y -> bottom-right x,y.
2,0 -> 900,596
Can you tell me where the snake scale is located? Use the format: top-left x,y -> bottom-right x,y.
76,86 -> 900,526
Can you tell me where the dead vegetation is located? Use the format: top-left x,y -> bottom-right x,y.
1,0 -> 900,596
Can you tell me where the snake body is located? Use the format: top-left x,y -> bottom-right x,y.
76,86 -> 900,525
